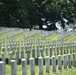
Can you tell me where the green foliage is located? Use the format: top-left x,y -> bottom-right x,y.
0,0 -> 76,29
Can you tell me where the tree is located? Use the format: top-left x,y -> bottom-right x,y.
0,0 -> 76,30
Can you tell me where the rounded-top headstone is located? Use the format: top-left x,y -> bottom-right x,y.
52,55 -> 56,72
38,57 -> 43,74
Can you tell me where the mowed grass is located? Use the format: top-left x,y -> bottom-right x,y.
5,64 -> 76,75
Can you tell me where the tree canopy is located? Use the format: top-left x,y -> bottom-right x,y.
0,0 -> 76,30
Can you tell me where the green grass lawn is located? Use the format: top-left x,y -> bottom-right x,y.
5,64 -> 76,75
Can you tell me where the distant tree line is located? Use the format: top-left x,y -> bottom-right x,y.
0,0 -> 76,30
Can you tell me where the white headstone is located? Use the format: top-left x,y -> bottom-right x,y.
52,55 -> 56,72
21,59 -> 27,75
29,58 -> 35,75
38,57 -> 43,74
45,56 -> 50,73
11,60 -> 17,75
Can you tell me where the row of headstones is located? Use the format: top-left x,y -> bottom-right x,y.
24,30 -> 42,39
7,40 -> 76,51
0,53 -> 76,75
0,27 -> 21,31
0,37 -> 42,50
13,43 -> 76,58
1,38 -> 76,50
0,39 -> 76,51
58,31 -> 76,40
7,29 -> 24,39
0,27 -> 15,34
0,38 -> 76,51
6,33 -> 59,47
24,29 -> 59,40
1,48 -> 76,65
1,33 -> 76,49
1,45 -> 76,63
40,30 -> 58,39
1,41 -> 76,60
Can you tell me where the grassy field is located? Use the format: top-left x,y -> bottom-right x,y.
5,65 -> 76,75
0,30 -> 76,75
